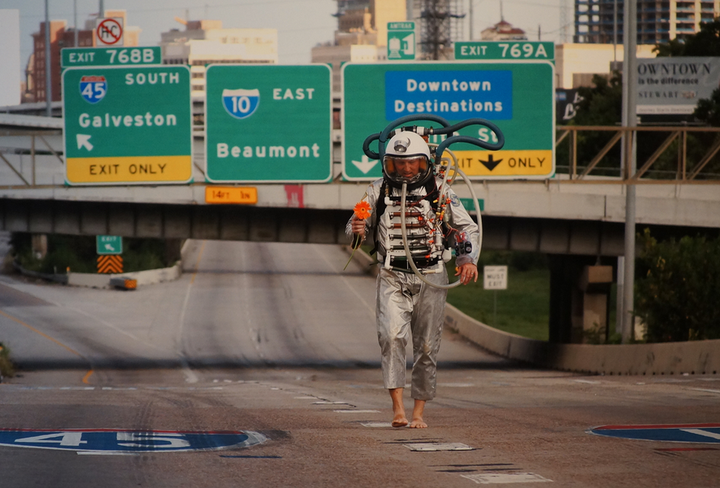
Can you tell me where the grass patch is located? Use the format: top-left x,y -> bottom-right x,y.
447,256 -> 550,341
0,343 -> 14,378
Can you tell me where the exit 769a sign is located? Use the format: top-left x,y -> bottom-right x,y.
205,64 -> 332,183
62,66 -> 192,185
342,61 -> 555,180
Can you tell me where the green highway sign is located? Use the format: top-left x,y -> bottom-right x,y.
97,235 -> 122,255
62,65 -> 193,185
61,47 -> 162,68
455,42 -> 554,61
459,198 -> 484,212
205,64 -> 332,183
387,22 -> 416,61
342,61 -> 555,180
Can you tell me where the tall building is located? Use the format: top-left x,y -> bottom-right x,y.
575,0 -> 720,44
29,10 -> 139,103
408,0 -> 465,60
0,9 -> 21,107
159,19 -> 277,99
313,0 -> 407,92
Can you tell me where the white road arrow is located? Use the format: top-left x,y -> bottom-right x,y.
352,155 -> 379,175
77,134 -> 93,151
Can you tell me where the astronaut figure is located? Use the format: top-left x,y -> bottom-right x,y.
348,131 -> 480,428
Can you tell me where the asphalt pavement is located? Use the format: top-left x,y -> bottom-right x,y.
0,239 -> 718,487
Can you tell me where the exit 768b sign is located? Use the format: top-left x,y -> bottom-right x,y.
62,66 -> 192,185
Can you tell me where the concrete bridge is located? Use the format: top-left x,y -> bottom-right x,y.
1,115 -> 719,346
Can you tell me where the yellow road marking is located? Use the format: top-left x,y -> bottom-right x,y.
82,370 -> 94,384
0,309 -> 83,356
0,309 -> 93,383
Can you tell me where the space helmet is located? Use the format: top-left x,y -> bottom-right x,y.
382,131 -> 433,189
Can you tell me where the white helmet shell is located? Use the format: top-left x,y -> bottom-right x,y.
382,131 -> 433,188
385,131 -> 431,159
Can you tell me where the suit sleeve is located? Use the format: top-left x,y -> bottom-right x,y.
446,189 -> 480,267
346,180 -> 381,243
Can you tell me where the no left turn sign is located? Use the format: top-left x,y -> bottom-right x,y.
95,18 -> 124,46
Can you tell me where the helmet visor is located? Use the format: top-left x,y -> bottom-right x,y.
383,155 -> 429,184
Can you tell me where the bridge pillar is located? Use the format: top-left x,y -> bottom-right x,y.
31,234 -> 47,260
548,255 -> 614,344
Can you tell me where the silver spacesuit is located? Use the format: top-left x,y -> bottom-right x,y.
347,131 -> 480,401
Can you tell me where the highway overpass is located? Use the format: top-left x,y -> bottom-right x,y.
2,115 -> 719,346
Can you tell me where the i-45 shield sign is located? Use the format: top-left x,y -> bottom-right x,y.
79,75 -> 107,104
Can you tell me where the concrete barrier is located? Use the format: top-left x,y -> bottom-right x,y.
66,263 -> 181,289
443,304 -> 720,376
348,246 -> 720,376
13,239 -> 189,289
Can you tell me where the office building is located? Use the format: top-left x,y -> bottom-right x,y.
575,0 -> 720,44
160,19 -> 277,99
28,10 -> 139,103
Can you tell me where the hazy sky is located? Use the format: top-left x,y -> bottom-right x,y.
6,0 -> 565,71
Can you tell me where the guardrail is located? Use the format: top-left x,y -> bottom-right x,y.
0,130 -> 63,187
3,126 -> 720,188
556,126 -> 720,183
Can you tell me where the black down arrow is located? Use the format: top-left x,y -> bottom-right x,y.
479,154 -> 503,171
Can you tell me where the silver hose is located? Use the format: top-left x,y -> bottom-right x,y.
399,160 -> 483,289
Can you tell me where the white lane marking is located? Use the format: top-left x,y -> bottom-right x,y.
78,451 -> 140,456
680,428 -> 720,440
404,442 -> 473,451
361,422 -> 393,428
333,410 -> 381,414
461,472 -> 553,484
294,396 -> 317,400
313,401 -> 352,405
439,383 -> 474,387
573,380 -> 601,384
177,242 -> 205,384
689,388 -> 720,394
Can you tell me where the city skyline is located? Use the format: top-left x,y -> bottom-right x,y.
7,0 -> 565,73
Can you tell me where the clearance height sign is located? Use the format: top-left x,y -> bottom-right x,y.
205,64 -> 332,183
342,62 -> 554,180
62,66 -> 192,185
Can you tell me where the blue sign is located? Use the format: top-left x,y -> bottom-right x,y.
0,429 -> 267,453
590,424 -> 720,443
385,70 -> 512,121
80,75 -> 107,104
222,88 -> 260,119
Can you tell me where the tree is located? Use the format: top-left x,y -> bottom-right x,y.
636,230 -> 720,342
654,19 -> 720,57
694,87 -> 720,127
556,73 -> 624,175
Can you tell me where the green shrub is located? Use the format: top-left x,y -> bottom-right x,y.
0,343 -> 14,378
636,229 -> 720,342
9,233 -> 176,274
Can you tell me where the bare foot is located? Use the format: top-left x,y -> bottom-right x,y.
409,417 -> 427,428
389,388 -> 408,427
392,415 -> 409,428
409,399 -> 427,428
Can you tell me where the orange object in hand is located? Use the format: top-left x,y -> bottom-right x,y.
354,201 -> 372,220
